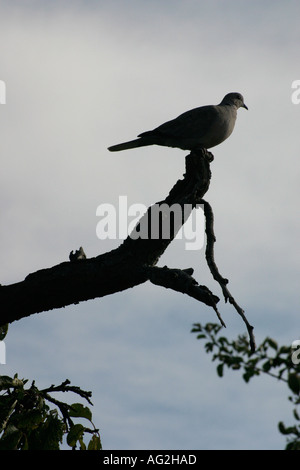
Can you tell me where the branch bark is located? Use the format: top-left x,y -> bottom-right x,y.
0,148 -> 254,350
201,199 -> 256,352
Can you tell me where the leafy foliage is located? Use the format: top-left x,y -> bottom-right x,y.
0,324 -> 101,450
192,322 -> 300,449
0,374 -> 101,450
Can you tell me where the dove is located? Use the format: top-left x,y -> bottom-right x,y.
108,92 -> 247,152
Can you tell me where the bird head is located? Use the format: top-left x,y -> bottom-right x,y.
221,92 -> 248,110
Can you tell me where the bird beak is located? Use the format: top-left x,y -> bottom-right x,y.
243,103 -> 248,110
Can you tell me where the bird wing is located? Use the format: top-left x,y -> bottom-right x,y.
139,105 -> 220,141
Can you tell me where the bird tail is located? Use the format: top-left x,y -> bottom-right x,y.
108,138 -> 152,152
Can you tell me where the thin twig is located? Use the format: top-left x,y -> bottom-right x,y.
41,379 -> 93,405
200,198 -> 256,353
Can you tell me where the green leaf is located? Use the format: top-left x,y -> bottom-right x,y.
205,323 -> 222,334
88,434 -> 102,450
242,368 -> 257,383
278,421 -> 298,436
0,424 -> 23,450
278,421 -> 288,435
69,403 -> 92,421
67,424 -> 85,448
216,363 -> 224,377
286,440 -> 300,450
278,346 -> 291,355
196,334 -> 206,340
288,373 -> 300,395
191,324 -> 202,333
219,336 -> 229,346
267,338 -> 278,350
294,408 -> 300,421
262,360 -> 273,372
79,437 -> 86,450
0,375 -> 15,390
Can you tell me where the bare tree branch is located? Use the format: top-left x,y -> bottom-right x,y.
147,265 -> 225,327
0,148 -> 254,350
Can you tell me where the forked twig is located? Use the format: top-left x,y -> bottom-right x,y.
200,198 -> 256,353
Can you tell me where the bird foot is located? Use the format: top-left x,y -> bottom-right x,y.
191,148 -> 214,162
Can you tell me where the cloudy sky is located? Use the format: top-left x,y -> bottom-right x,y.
0,0 -> 300,450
